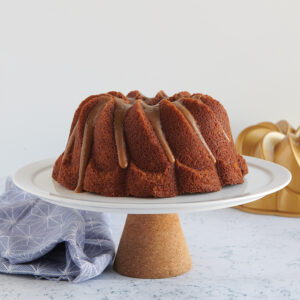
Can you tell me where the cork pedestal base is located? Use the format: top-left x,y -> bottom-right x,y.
113,214 -> 192,279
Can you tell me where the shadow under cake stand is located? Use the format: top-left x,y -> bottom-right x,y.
13,156 -> 291,279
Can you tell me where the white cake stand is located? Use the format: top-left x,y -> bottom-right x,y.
13,156 -> 291,279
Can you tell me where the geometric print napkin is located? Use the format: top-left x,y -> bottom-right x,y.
0,177 -> 115,283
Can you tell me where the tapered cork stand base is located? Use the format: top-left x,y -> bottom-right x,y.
114,214 -> 192,279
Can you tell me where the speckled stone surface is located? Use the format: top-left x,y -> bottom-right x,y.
1,208 -> 300,300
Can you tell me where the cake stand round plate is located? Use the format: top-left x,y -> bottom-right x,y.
13,156 -> 290,214
13,156 -> 291,279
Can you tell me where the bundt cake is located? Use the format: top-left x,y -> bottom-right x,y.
52,91 -> 248,198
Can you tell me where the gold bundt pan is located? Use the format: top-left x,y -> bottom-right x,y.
235,120 -> 300,217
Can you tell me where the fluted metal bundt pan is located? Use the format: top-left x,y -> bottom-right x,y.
235,120 -> 300,217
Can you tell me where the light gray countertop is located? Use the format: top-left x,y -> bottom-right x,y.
0,208 -> 299,300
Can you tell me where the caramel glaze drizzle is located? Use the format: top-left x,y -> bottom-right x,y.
191,94 -> 230,142
62,92 -> 234,192
174,101 -> 217,164
222,127 -> 230,142
62,122 -> 78,162
140,101 -> 175,163
114,98 -> 131,169
75,98 -> 110,192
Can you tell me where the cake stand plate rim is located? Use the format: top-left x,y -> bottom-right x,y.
12,156 -> 291,214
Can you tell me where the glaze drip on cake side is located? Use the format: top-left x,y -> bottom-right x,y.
141,101 -> 175,164
113,98 -> 131,169
53,90 -> 248,198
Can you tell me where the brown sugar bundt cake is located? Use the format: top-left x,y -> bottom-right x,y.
52,91 -> 248,198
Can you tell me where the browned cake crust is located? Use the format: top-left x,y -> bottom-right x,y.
52,91 -> 248,198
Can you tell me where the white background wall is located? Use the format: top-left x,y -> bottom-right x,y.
1,0 -> 299,176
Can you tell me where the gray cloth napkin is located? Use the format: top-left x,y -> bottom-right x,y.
0,177 -> 115,283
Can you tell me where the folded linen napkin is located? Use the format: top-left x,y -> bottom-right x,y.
0,177 -> 115,283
